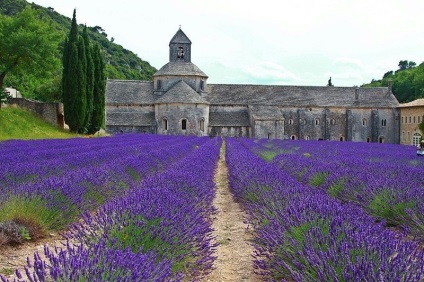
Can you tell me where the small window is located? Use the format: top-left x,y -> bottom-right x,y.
267,133 -> 272,139
367,137 -> 371,143
200,78 -> 205,91
291,135 -> 296,140
362,119 -> 367,126
409,116 -> 412,123
199,118 -> 205,132
305,136 -> 310,140
414,116 -> 416,124
162,118 -> 168,130
340,136 -> 344,141
413,133 -> 421,146
401,116 -> 404,124
381,119 -> 386,127
330,119 -> 336,125
379,136 -> 384,143
177,47 -> 184,59
288,119 -> 293,125
315,118 -> 320,125
182,119 -> 187,130
157,79 -> 162,90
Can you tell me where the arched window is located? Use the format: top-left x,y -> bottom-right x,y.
340,136 -> 344,141
330,119 -> 336,125
200,78 -> 205,91
199,118 -> 205,132
162,118 -> 168,130
379,136 -> 384,143
414,116 -> 416,123
177,47 -> 184,59
305,136 -> 310,140
291,135 -> 296,140
413,132 -> 422,146
362,119 -> 367,126
157,79 -> 162,90
267,133 -> 272,139
181,119 -> 187,130
315,118 -> 320,125
367,137 -> 371,143
288,119 -> 293,125
401,117 -> 404,124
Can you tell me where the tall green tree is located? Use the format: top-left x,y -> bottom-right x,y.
89,44 -> 106,134
76,33 -> 87,133
83,25 -> 94,130
0,6 -> 60,108
62,9 -> 82,131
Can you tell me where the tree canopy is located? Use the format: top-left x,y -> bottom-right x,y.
362,60 -> 424,103
0,6 -> 61,97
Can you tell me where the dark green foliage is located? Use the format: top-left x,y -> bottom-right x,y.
89,44 -> 106,133
362,60 -> 424,103
0,1 -> 156,101
83,26 -> 94,131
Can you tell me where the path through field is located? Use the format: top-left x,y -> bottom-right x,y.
204,142 -> 260,282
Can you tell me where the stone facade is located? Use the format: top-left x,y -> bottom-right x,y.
399,99 -> 424,146
105,28 -> 401,143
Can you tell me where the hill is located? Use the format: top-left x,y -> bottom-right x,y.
0,0 -> 156,101
0,107 -> 77,141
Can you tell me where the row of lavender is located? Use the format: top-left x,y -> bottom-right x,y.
0,134 -> 208,229
1,135 -> 222,281
249,138 -> 424,239
226,138 -> 424,281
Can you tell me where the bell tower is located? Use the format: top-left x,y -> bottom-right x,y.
169,27 -> 192,62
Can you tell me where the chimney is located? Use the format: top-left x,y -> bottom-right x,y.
355,87 -> 359,100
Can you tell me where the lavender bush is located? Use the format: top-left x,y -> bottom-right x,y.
226,137 -> 424,281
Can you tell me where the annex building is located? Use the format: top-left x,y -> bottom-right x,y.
105,28 -> 401,143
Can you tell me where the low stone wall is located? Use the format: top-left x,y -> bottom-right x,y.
9,98 -> 65,128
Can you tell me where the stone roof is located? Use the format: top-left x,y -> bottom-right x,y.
106,112 -> 155,126
209,111 -> 250,126
170,28 -> 191,45
155,80 -> 209,104
249,106 -> 285,120
399,98 -> 424,107
206,84 -> 399,108
154,62 -> 208,77
106,80 -> 155,104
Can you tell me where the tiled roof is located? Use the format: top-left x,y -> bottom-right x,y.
106,112 -> 155,126
206,84 -> 399,108
106,80 -> 155,104
155,80 -> 209,104
209,111 -> 250,126
170,28 -> 191,44
399,98 -> 424,107
154,62 -> 207,77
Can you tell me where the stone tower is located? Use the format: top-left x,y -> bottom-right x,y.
153,28 -> 210,136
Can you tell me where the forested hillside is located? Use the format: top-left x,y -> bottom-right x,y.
0,0 -> 156,102
362,60 -> 424,103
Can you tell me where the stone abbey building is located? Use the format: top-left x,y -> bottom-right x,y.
105,28 -> 400,143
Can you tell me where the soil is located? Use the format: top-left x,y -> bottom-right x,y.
203,145 -> 261,282
0,232 -> 68,280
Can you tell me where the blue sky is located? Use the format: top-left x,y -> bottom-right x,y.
32,0 -> 424,86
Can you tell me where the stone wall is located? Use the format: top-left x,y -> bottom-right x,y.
10,98 -> 64,128
400,106 -> 424,145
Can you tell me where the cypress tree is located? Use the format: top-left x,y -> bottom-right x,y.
62,9 -> 81,132
90,44 -> 106,133
83,25 -> 94,131
76,35 -> 87,132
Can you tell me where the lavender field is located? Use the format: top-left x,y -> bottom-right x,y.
226,137 -> 424,281
1,134 -> 424,281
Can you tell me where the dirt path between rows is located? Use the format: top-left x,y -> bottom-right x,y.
203,143 -> 261,282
